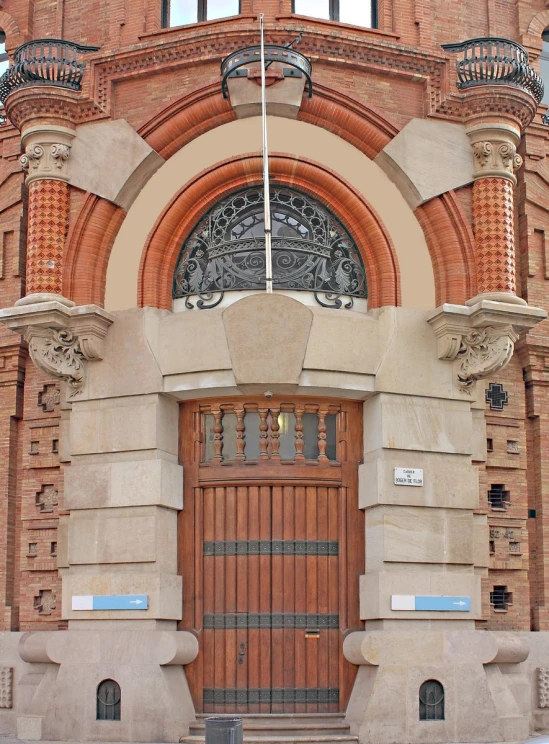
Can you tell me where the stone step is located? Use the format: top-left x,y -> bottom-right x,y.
189,715 -> 351,738
183,736 -> 358,744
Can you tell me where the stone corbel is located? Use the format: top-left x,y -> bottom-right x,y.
427,299 -> 547,390
0,298 -> 113,397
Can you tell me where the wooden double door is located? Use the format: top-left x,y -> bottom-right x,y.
178,397 -> 364,713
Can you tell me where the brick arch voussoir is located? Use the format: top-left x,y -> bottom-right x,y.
527,10 -> 549,39
66,83 -> 472,309
64,192 -> 126,306
0,11 -> 25,52
139,153 -> 400,311
414,192 -> 477,306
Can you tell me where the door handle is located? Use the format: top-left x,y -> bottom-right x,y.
238,642 -> 246,664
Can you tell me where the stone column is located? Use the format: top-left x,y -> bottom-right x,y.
18,126 -> 75,303
466,122 -> 525,305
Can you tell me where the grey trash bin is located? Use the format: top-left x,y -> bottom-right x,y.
205,717 -> 243,744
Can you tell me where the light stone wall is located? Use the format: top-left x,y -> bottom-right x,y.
0,297 -> 531,742
105,118 -> 435,312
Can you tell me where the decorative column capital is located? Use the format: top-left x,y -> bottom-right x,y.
427,298 -> 547,391
20,125 -> 75,185
466,123 -> 522,184
0,298 -> 113,397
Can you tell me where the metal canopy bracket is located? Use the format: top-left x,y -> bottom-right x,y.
221,44 -> 313,100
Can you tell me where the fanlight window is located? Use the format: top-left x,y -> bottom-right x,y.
173,186 -> 368,310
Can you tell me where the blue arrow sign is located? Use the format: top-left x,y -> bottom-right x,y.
391,595 -> 471,611
414,596 -> 470,612
72,595 -> 148,611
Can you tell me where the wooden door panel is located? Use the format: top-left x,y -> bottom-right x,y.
178,397 -> 364,714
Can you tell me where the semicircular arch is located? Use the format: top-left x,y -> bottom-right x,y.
139,153 -> 400,310
65,89 -> 475,309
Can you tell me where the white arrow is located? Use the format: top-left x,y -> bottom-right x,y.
130,600 -> 143,605
453,601 -> 466,606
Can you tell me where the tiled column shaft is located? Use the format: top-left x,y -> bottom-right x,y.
466,124 -> 522,302
19,127 -> 74,300
472,176 -> 516,294
26,179 -> 69,295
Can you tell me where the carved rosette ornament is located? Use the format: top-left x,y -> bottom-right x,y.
0,299 -> 113,398
20,143 -> 45,173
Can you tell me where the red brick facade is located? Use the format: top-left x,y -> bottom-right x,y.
0,0 -> 548,632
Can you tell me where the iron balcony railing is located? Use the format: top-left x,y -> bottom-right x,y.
0,38 -> 99,105
442,37 -> 544,104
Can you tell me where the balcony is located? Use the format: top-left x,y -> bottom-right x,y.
0,38 -> 99,105
442,37 -> 543,105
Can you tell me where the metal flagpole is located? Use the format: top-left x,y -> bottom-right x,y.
259,13 -> 273,294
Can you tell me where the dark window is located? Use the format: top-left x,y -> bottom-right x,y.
488,484 -> 510,510
419,680 -> 444,721
486,438 -> 493,452
489,540 -> 495,554
163,0 -> 240,27
293,0 -> 376,28
97,679 -> 121,721
490,585 -> 512,611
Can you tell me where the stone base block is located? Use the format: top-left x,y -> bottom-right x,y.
17,715 -> 42,740
17,630 -> 198,742
343,630 -> 530,744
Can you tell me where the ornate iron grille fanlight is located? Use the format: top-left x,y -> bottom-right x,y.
172,187 -> 368,309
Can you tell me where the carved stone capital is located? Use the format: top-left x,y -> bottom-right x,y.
466,123 -> 522,184
427,297 -> 547,391
20,125 -> 75,184
0,298 -> 113,397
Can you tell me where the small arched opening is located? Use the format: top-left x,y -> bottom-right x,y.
96,679 -> 121,721
419,679 -> 445,721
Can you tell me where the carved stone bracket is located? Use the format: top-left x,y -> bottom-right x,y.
456,325 -> 517,388
0,298 -> 113,396
427,298 -> 547,391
